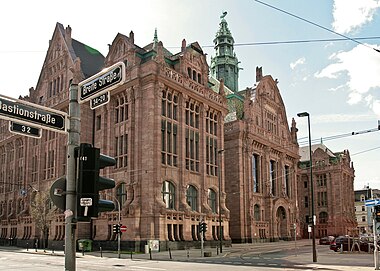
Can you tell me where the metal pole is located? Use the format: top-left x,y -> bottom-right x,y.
65,82 -> 80,271
113,196 -> 121,259
306,114 -> 317,263
218,150 -> 224,254
374,216 -> 379,269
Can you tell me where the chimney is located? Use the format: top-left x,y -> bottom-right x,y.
256,66 -> 263,82
65,25 -> 72,47
181,39 -> 186,52
129,31 -> 134,44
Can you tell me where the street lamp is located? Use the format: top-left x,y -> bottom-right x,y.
297,111 -> 317,263
218,149 -> 224,254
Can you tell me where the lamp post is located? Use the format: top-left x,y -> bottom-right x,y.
297,111 -> 317,263
218,149 -> 224,254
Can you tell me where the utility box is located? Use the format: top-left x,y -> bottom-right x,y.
77,239 -> 92,252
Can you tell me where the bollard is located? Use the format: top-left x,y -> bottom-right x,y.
100,246 -> 103,258
130,251 -> 133,260
187,249 -> 189,258
216,245 -> 219,256
82,246 -> 84,256
52,245 -> 54,254
26,242 -> 29,251
149,247 -> 152,260
340,244 -> 343,254
169,248 -> 172,260
63,244 -> 65,255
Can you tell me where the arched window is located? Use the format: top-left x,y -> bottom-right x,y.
116,182 -> 127,208
254,204 -> 261,221
162,181 -> 175,209
186,185 -> 198,211
208,189 -> 217,213
319,212 -> 328,224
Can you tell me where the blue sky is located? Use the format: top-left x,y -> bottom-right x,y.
1,0 -> 380,190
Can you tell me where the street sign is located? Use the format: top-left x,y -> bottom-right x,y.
0,94 -> 67,133
90,91 -> 109,110
120,225 -> 127,232
365,199 -> 380,207
79,62 -> 125,104
9,121 -> 42,138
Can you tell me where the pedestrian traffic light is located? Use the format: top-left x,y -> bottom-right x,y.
375,206 -> 380,222
76,143 -> 116,220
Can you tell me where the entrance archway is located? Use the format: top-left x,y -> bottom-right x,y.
276,206 -> 287,240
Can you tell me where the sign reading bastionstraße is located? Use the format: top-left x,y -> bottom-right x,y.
0,94 -> 67,132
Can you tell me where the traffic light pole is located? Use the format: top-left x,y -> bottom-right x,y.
65,82 -> 80,271
374,214 -> 379,270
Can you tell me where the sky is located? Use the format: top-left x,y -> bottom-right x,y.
0,0 -> 380,190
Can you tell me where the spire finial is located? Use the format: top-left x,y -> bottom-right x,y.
220,11 -> 227,19
153,28 -> 158,43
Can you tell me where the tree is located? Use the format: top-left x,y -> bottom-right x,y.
30,191 -> 55,250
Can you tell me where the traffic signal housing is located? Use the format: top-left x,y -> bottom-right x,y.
199,221 -> 207,233
76,143 -> 116,220
375,205 -> 380,222
113,224 -> 120,234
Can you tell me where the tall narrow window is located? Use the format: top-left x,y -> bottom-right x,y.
284,165 -> 290,196
115,96 -> 129,124
115,134 -> 128,168
252,154 -> 259,193
206,110 -> 218,176
185,101 -> 199,172
270,160 -> 276,196
186,185 -> 198,211
162,181 -> 175,209
254,204 -> 261,221
208,189 -> 217,213
161,89 -> 178,167
116,182 -> 127,208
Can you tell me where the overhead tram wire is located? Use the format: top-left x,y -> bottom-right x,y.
297,127 -> 380,147
253,0 -> 380,54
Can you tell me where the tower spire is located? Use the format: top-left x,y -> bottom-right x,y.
210,11 -> 240,92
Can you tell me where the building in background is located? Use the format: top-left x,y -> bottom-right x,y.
298,144 -> 357,238
354,187 -> 380,235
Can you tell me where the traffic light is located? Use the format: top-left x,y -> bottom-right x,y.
199,221 -> 207,233
76,143 -> 116,220
113,224 -> 120,234
375,206 -> 380,222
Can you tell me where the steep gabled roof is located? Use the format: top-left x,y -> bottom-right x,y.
299,143 -> 336,162
71,39 -> 104,78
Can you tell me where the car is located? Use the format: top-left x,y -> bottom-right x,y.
319,236 -> 335,245
330,236 -> 376,252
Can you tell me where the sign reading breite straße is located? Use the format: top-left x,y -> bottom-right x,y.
0,94 -> 67,133
79,62 -> 125,104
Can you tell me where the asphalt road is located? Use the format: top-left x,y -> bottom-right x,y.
0,240 -> 377,271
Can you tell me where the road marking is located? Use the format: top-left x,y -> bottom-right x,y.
130,266 -> 166,271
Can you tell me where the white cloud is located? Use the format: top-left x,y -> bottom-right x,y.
332,0 -> 380,34
315,44 -> 380,115
290,57 -> 305,70
373,100 -> 380,116
313,113 -> 374,124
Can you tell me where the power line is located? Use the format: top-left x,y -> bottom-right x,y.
253,0 -> 380,53
298,127 -> 380,147
201,36 -> 380,48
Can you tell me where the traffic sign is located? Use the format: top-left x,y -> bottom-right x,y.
120,225 -> 127,232
365,199 -> 380,207
90,91 -> 109,110
0,94 -> 67,133
79,62 -> 125,104
9,121 -> 41,138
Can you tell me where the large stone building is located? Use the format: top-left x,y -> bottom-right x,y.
298,144 -> 357,238
0,22 -> 230,250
